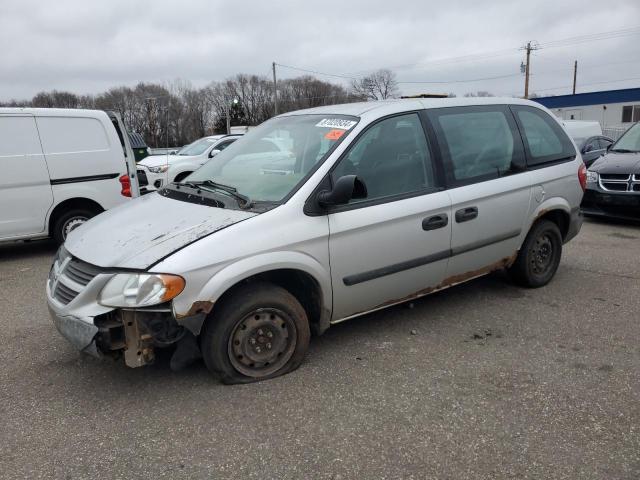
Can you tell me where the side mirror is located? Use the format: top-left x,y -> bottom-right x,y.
583,144 -> 594,153
209,149 -> 221,158
606,143 -> 613,151
317,175 -> 367,207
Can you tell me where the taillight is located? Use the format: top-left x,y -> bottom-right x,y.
578,164 -> 587,192
119,174 -> 131,197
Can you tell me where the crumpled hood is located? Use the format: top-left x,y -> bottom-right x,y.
139,154 -> 199,169
590,152 -> 640,174
64,193 -> 257,269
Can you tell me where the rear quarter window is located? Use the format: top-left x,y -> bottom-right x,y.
426,105 -> 525,186
36,117 -> 110,155
512,106 -> 576,167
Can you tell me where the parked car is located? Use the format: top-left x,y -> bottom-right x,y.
137,134 -> 242,192
47,98 -> 584,383
578,135 -> 614,167
0,108 -> 139,244
582,122 -> 640,220
561,120 -> 612,167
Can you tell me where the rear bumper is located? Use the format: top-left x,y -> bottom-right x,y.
565,206 -> 583,243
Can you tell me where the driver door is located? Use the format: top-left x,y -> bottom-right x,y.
327,113 -> 452,320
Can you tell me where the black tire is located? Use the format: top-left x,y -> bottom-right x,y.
52,208 -> 96,245
200,282 -> 310,384
508,219 -> 563,288
174,171 -> 193,183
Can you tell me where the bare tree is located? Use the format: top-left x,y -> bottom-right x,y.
350,69 -> 399,101
3,74 -> 363,146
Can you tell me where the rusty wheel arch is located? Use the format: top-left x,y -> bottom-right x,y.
533,209 -> 570,242
202,269 -> 328,337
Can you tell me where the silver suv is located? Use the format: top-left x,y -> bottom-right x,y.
47,98 -> 585,383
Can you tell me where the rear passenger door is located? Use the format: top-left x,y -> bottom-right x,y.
0,115 -> 54,238
327,113 -> 452,320
425,105 -> 531,283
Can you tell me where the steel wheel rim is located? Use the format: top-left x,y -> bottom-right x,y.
228,308 -> 297,378
530,233 -> 554,276
62,217 -> 88,240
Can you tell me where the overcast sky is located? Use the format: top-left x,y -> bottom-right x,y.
1,0 -> 639,101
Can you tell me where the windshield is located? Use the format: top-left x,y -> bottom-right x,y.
612,123 -> 640,152
177,137 -> 217,156
186,114 -> 358,202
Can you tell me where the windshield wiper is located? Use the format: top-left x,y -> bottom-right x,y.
610,148 -> 636,153
198,180 -> 252,208
173,181 -> 201,190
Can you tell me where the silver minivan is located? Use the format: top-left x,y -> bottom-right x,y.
47,98 -> 585,383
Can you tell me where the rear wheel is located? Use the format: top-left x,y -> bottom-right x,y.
200,282 -> 310,383
52,208 -> 96,245
508,219 -> 562,288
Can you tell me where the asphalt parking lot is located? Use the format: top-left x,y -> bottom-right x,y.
1,218 -> 639,479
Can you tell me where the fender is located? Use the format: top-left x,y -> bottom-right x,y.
172,250 -> 333,335
523,195 -> 572,245
169,160 -> 200,181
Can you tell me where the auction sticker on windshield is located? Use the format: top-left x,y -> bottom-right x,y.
324,129 -> 346,140
315,118 -> 357,130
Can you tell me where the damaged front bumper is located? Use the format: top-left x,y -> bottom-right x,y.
48,305 -> 102,358
46,251 -> 203,368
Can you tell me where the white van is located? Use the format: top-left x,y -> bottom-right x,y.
0,108 -> 139,244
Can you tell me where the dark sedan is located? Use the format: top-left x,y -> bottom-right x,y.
579,135 -> 613,168
582,123 -> 640,220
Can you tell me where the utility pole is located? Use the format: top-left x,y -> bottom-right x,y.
524,42 -> 532,99
226,98 -> 238,135
272,61 -> 278,116
521,41 -> 540,99
572,60 -> 578,95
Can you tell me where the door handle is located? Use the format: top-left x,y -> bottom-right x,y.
455,206 -> 478,223
422,214 -> 449,231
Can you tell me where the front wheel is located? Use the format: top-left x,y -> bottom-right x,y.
508,219 -> 563,288
200,283 -> 310,383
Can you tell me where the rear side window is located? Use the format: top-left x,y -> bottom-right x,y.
512,106 -> 575,166
216,139 -> 236,151
426,106 -> 524,186
0,116 -> 43,156
597,138 -> 612,150
36,117 -> 110,154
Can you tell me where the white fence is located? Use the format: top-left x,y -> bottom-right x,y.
603,126 -> 629,141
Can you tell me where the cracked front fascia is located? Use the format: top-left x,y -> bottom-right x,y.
174,300 -> 215,336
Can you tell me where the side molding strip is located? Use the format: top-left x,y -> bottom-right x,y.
50,173 -> 120,185
343,229 -> 521,286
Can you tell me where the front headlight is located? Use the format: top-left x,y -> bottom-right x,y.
586,171 -> 598,183
148,165 -> 169,174
98,273 -> 185,308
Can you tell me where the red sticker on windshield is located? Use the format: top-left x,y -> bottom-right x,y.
325,129 -> 345,140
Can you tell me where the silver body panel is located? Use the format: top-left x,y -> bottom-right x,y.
47,98 -> 584,357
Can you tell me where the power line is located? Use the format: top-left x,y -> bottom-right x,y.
281,25 -> 640,82
274,63 -> 358,80
397,73 -> 522,84
523,75 -> 640,95
537,26 -> 640,49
